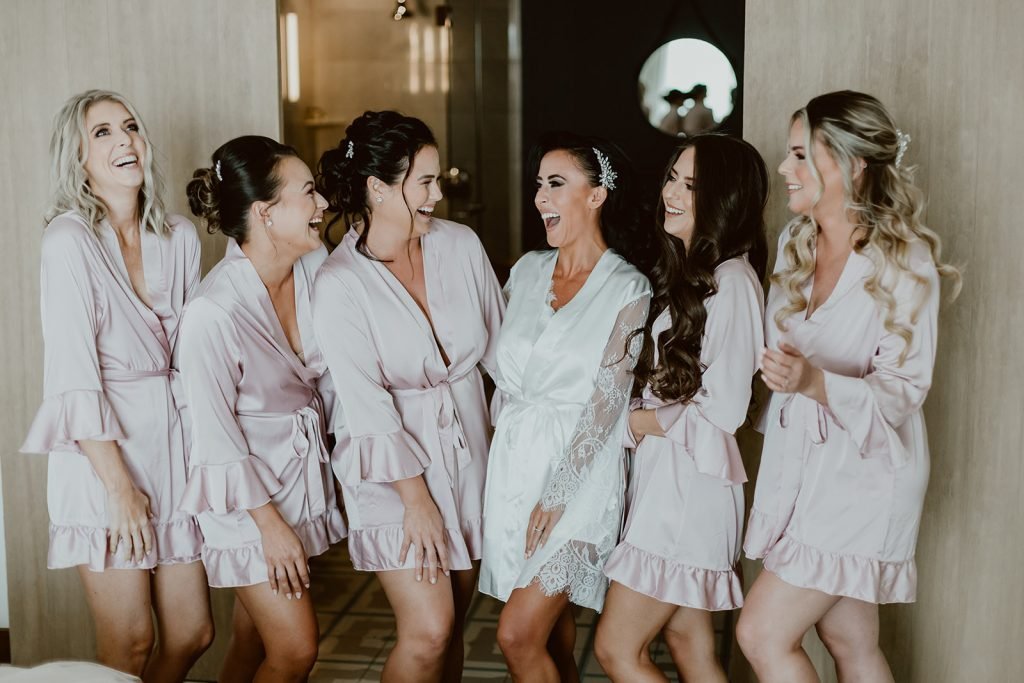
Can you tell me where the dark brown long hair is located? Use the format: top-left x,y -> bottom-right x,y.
634,134 -> 769,402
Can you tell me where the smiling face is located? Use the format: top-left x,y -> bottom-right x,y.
662,146 -> 696,245
371,145 -> 443,238
778,117 -> 847,221
535,149 -> 605,249
82,99 -> 147,200
263,155 -> 328,257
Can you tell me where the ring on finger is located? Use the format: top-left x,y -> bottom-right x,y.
532,526 -> 543,532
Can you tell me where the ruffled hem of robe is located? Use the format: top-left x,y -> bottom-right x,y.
202,506 -> 346,587
347,516 -> 482,572
334,431 -> 432,486
759,533 -> 917,604
48,517 -> 203,571
604,542 -> 743,610
21,390 -> 126,455
179,458 -> 284,515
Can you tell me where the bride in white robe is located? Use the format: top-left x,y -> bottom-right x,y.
479,133 -> 652,682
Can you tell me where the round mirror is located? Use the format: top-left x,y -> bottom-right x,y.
638,38 -> 737,137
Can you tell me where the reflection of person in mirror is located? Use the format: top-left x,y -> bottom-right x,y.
682,84 -> 716,136
659,89 -> 687,136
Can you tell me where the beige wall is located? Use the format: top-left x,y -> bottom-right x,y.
740,1 -> 1024,681
0,0 -> 280,676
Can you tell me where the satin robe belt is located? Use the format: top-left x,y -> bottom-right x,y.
497,396 -> 587,459
771,393 -> 830,533
391,381 -> 469,488
237,400 -> 330,522
101,366 -> 186,408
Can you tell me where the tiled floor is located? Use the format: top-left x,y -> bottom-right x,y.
308,545 -> 731,682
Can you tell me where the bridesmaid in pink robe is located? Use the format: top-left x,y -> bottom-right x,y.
180,136 -> 344,682
736,92 -> 961,682
314,111 -> 504,682
595,135 -> 768,683
20,90 -> 212,681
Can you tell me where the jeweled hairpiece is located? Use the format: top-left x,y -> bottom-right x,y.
345,141 -> 355,159
214,160 -> 223,182
895,129 -> 911,168
593,147 -> 617,190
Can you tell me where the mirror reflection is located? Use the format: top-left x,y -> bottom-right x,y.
639,38 -> 737,136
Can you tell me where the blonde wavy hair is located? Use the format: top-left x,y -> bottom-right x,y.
773,90 -> 961,364
45,89 -> 168,236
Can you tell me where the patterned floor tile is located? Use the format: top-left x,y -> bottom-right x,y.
319,614 -> 395,663
309,660 -> 369,682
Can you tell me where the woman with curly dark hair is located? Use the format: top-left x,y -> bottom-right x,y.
595,134 -> 769,682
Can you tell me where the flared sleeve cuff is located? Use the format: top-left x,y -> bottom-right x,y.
20,390 -> 126,455
179,457 -> 284,515
655,402 -> 747,485
333,431 -> 432,486
822,370 -> 910,469
622,398 -> 643,449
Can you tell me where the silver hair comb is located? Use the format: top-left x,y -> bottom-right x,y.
593,147 -> 617,190
895,129 -> 911,168
214,160 -> 223,182
345,140 -> 355,159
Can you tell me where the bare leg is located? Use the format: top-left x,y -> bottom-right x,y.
735,570 -> 840,683
548,606 -> 579,683
77,566 -> 154,676
441,563 -> 479,682
496,582 -> 573,683
218,597 -> 266,683
377,569 -> 455,683
235,583 -> 319,683
594,581 -> 675,682
144,561 -> 215,683
663,605 -> 726,683
815,597 -> 894,683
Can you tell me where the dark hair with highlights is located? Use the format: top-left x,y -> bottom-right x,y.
317,110 -> 437,258
634,134 -> 769,403
186,135 -> 299,243
528,131 -> 655,274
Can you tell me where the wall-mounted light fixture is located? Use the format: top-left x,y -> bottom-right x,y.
284,12 -> 300,102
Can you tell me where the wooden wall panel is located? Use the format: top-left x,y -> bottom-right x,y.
741,1 -> 1024,681
0,0 -> 280,677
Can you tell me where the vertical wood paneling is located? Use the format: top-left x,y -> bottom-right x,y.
741,1 -> 1024,681
0,0 -> 280,676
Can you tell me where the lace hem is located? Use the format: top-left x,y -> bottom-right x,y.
533,539 -> 612,612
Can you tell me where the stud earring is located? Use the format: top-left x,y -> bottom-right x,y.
376,195 -> 383,204
266,220 -> 273,228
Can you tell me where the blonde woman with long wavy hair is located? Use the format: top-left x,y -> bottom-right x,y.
20,90 -> 213,680
736,90 -> 960,682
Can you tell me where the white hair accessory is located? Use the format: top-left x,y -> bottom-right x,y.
895,129 -> 911,168
214,160 -> 223,182
345,141 -> 355,159
593,147 -> 617,190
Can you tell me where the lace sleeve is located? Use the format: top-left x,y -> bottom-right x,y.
540,295 -> 649,511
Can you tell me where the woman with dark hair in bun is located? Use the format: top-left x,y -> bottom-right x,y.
313,111 -> 504,682
479,132 -> 652,682
595,134 -> 768,682
179,135 -> 345,682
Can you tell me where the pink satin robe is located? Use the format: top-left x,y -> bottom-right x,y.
744,230 -> 940,603
605,257 -> 763,610
21,211 -> 203,570
178,240 -> 345,587
312,219 -> 504,571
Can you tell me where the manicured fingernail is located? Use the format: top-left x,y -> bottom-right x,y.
273,589 -> 278,595
305,582 -> 311,589
286,593 -> 292,600
431,577 -> 436,584
296,592 -> 302,599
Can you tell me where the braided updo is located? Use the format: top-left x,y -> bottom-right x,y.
317,111 -> 437,257
186,135 -> 299,243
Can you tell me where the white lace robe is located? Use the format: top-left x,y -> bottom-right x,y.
479,249 -> 650,611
